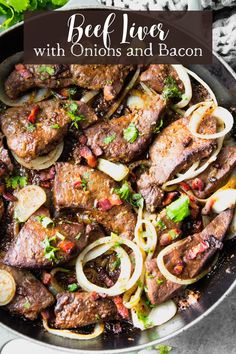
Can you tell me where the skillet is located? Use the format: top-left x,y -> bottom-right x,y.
0,0 -> 236,352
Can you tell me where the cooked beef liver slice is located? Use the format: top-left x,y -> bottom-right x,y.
146,209 -> 233,304
3,207 -> 104,269
187,146 -> 236,199
84,95 -> 166,163
0,262 -> 54,320
140,64 -> 184,93
0,99 -> 98,161
53,163 -> 136,239
54,292 -> 117,329
5,64 -> 133,101
137,116 -> 217,210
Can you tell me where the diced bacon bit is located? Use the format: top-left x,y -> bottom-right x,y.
79,135 -> 87,145
15,64 -> 32,79
191,178 -> 205,191
180,182 -> 191,191
162,191 -> 179,206
80,146 -> 97,168
97,198 -> 113,211
113,296 -> 129,320
73,179 -> 82,189
3,192 -> 17,202
173,261 -> 184,275
40,181 -> 51,189
41,309 -> 50,321
160,228 -> 181,247
27,105 -> 40,124
40,167 -> 55,181
59,88 -> 70,98
42,272 -> 51,285
186,240 -> 209,260
58,240 -> 76,254
109,194 -> 123,206
202,198 -> 216,215
91,291 -> 99,301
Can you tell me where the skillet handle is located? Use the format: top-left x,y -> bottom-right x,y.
60,0 -> 102,10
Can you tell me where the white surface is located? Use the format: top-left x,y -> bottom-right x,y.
2,339 -> 63,354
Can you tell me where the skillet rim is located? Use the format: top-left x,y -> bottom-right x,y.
0,10 -> 236,353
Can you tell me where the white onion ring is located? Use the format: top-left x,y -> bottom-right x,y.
42,319 -> 104,340
80,90 -> 99,104
186,68 -> 218,105
134,219 -> 157,259
157,239 -> 219,285
105,67 -> 140,119
123,259 -> 146,309
76,236 -> 143,296
162,137 -> 224,189
188,103 -> 234,140
171,65 -> 192,108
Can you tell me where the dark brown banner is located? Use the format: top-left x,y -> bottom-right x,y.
24,10 -> 212,64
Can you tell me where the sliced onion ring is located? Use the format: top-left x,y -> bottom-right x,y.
171,65 -> 192,108
76,235 -> 143,296
12,142 -> 64,170
80,90 -> 99,104
134,219 -> 157,259
97,158 -> 129,182
186,68 -> 218,105
157,239 -> 219,285
162,137 -> 224,189
187,102 -> 234,140
42,318 -> 104,340
104,67 -> 140,119
0,270 -> 16,306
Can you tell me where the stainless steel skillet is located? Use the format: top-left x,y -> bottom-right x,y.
0,0 -> 236,352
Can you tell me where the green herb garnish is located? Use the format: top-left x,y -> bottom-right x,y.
166,195 -> 190,222
103,133 -> 116,145
42,236 -> 59,262
162,76 -> 182,100
156,278 -> 164,285
155,345 -> 172,354
38,65 -> 55,75
68,283 -> 79,292
36,215 -> 54,228
155,219 -> 166,230
56,231 -> 65,240
137,311 -> 153,329
23,300 -> 31,309
26,123 -> 36,132
67,102 -> 85,129
114,181 -> 144,208
153,118 -> 163,134
123,123 -> 139,143
5,176 -> 27,189
50,123 -> 61,129
168,229 -> 179,240
75,232 -> 81,240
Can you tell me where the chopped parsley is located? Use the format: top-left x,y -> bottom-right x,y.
67,102 -> 85,129
68,283 -> 79,292
111,257 -> 121,270
26,123 -> 36,132
23,300 -> 31,309
103,133 -> 116,145
36,215 -> 54,228
155,218 -> 166,230
162,76 -> 182,100
38,65 -> 55,75
123,123 -> 139,143
5,176 -> 27,189
145,298 -> 156,308
81,177 -> 88,191
137,311 -> 153,329
156,278 -> 164,285
169,229 -> 179,240
75,232 -> 81,240
42,236 -> 59,262
114,181 -> 144,208
55,231 -> 65,240
166,195 -> 190,222
155,345 -> 172,354
50,123 -> 61,129
153,118 -> 163,134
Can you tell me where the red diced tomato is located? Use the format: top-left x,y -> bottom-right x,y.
98,198 -> 113,211
191,178 -> 204,191
80,146 -> 97,168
